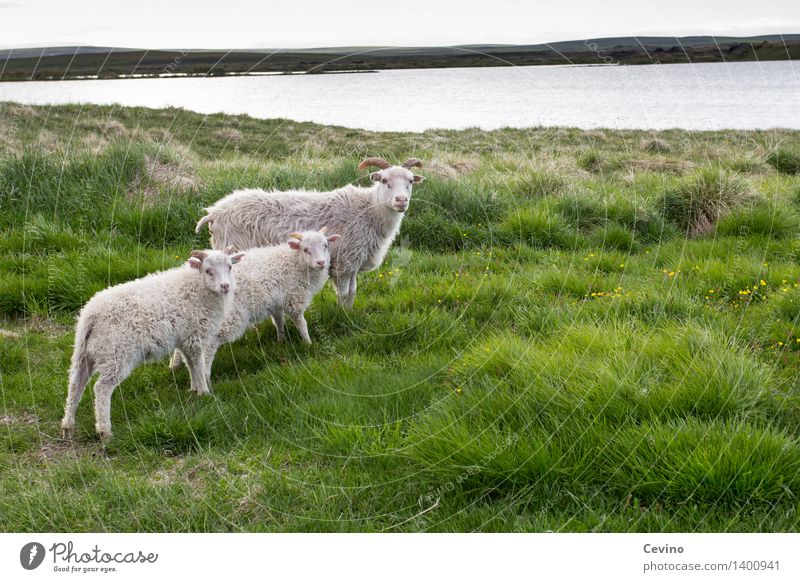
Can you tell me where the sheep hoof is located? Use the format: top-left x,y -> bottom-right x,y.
61,426 -> 74,440
97,428 -> 113,443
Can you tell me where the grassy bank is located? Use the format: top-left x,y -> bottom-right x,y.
1,103 -> 800,531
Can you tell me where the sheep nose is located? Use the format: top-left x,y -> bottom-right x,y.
316,260 -> 326,268
220,282 -> 230,293
395,196 -> 408,203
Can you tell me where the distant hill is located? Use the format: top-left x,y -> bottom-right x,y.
1,35 -> 798,81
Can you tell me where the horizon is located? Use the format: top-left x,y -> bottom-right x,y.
2,31 -> 800,54
0,0 -> 797,50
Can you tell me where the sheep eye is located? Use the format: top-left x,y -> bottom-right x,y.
205,269 -> 213,276
304,249 -> 309,254
381,179 -> 388,184
409,179 -> 413,184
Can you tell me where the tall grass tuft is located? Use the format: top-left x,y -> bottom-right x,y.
766,148 -> 800,175
716,200 -> 800,239
659,167 -> 751,235
498,205 -> 581,249
577,150 -> 602,172
640,138 -> 671,153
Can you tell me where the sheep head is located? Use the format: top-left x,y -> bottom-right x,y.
359,157 -> 425,213
287,230 -> 340,271
189,249 -> 240,295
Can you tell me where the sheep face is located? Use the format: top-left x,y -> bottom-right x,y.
370,166 -> 424,213
188,249 -> 244,294
288,230 -> 341,271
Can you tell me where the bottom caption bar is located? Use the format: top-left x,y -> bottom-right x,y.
1,533 -> 797,581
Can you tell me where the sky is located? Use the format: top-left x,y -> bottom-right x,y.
0,0 -> 798,49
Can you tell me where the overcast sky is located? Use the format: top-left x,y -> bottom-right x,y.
0,0 -> 798,49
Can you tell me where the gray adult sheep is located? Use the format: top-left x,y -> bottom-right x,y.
194,157 -> 425,308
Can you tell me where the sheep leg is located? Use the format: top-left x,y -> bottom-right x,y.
334,275 -> 351,308
169,348 -> 185,370
203,340 -> 221,384
346,273 -> 358,308
62,356 -> 92,439
182,349 -> 211,396
93,374 -> 122,442
271,309 -> 285,342
289,311 -> 312,344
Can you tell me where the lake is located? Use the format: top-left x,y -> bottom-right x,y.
0,61 -> 797,132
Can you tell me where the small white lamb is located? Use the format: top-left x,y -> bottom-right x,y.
61,248 -> 244,441
170,229 -> 339,379
194,157 -> 424,308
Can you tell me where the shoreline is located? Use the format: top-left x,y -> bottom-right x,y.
1,36 -> 797,83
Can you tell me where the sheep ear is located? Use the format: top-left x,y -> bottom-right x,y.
223,245 -> 239,255
188,257 -> 203,270
413,175 -> 425,183
370,172 -> 382,182
190,250 -> 208,261
230,253 -> 245,264
288,240 -> 301,250
326,234 -> 340,243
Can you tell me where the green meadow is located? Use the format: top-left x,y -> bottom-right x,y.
1,102 -> 800,531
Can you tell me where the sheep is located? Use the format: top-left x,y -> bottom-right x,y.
194,157 -> 425,308
61,248 -> 244,441
169,228 -> 339,378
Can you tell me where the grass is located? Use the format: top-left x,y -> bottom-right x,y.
767,148 -> 800,175
1,103 -> 800,532
659,167 -> 751,235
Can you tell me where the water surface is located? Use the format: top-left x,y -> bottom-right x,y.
0,61 -> 797,131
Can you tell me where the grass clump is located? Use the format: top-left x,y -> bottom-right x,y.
498,206 -> 579,249
660,167 -> 751,235
504,167 -> 567,199
766,148 -> 800,175
639,137 -> 671,153
577,150 -> 602,172
716,200 -> 800,239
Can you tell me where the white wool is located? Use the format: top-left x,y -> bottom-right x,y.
61,250 -> 241,440
195,161 -> 424,308
170,230 -> 334,378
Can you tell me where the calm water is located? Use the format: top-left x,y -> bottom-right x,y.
0,61 -> 797,132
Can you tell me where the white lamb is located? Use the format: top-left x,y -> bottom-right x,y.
170,229 -> 339,379
194,157 -> 425,308
61,248 -> 244,441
